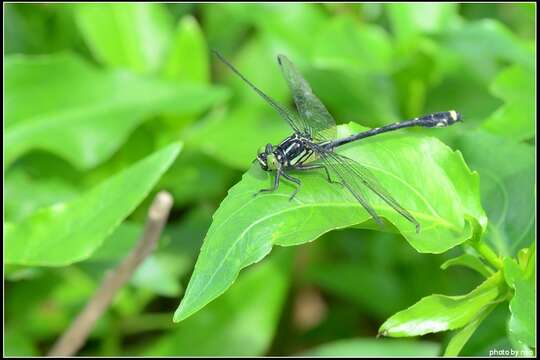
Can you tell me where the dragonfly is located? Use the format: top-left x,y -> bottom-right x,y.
213,51 -> 462,233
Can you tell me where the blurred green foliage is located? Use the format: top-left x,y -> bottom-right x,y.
4,3 -> 535,357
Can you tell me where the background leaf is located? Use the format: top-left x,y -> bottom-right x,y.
144,249 -> 292,356
481,65 -> 535,141
161,15 -> 209,83
379,272 -> 503,337
443,303 -> 497,356
5,53 -> 226,169
301,338 -> 440,356
75,3 -> 173,73
456,131 -> 534,256
5,143 -> 181,266
503,248 -> 535,348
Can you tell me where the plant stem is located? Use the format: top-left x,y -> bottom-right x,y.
473,241 -> 504,270
48,191 -> 174,357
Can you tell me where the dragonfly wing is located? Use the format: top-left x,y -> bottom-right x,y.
315,150 -> 384,227
213,50 -> 306,135
277,55 -> 337,141
319,150 -> 420,233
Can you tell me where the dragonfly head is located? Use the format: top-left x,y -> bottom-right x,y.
256,143 -> 278,171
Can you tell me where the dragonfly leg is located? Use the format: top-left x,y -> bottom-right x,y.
254,169 -> 281,197
281,171 -> 302,201
295,164 -> 339,184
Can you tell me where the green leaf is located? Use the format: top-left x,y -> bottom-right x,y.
443,304 -> 497,356
5,142 -> 181,266
75,3 -> 173,73
455,303 -> 512,356
456,131 -> 534,256
379,272 -> 503,337
220,35 -> 291,106
304,67 -> 399,126
5,169 -> 79,223
482,66 -> 535,141
130,253 -> 185,297
146,250 -> 292,356
86,222 -> 141,262
174,123 -> 486,322
302,338 -> 440,357
312,16 -> 392,74
424,64 -> 500,124
158,150 -> 238,206
386,3 -> 460,43
161,15 -> 209,83
185,106 -> 290,170
307,261 -> 405,318
439,19 -> 534,83
5,53 -> 226,169
201,4 -> 253,54
5,4 -> 81,55
161,205 -> 214,259
441,253 -> 494,278
4,328 -> 38,356
248,3 -> 328,57
503,248 -> 535,348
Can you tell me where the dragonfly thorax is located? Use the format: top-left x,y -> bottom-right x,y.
256,134 -> 315,172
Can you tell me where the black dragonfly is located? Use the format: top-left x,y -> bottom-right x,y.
213,51 -> 461,233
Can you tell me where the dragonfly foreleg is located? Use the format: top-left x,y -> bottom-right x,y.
281,171 -> 302,201
254,169 -> 282,197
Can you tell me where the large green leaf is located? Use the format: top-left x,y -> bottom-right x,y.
200,4 -> 254,54
146,250 -> 291,356
5,3 -> 81,55
185,106 -> 290,170
5,168 -> 79,223
312,16 -> 393,74
503,247 -> 535,348
83,222 -> 186,298
4,328 -> 38,357
5,53 -> 226,169
161,15 -> 209,83
456,131 -> 535,256
386,3 -> 460,42
301,338 -> 440,356
482,65 -> 535,141
247,3 -> 328,58
75,3 -> 173,73
174,123 -> 486,321
5,142 -> 181,266
157,150 -> 238,206
438,19 -> 534,83
304,67 -> 399,127
306,261 -> 406,318
379,272 -> 503,337
443,303 -> 497,356
220,34 -> 291,106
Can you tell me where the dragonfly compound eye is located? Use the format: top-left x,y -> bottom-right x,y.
256,152 -> 269,171
265,153 -> 278,170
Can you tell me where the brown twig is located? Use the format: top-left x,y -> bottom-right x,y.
48,191 -> 174,356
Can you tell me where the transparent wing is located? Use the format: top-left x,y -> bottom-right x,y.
213,50 -> 307,135
318,149 -> 420,233
277,55 -> 336,141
